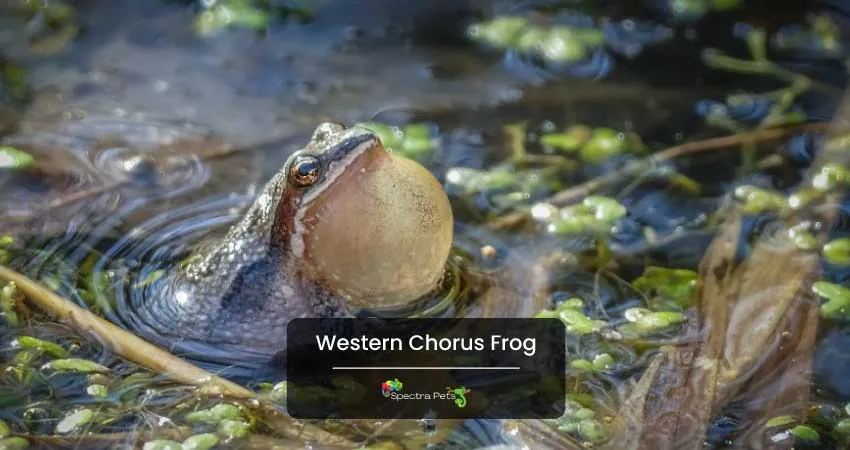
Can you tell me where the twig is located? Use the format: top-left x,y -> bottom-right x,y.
486,122 -> 831,231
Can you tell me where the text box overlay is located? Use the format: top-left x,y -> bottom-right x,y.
285,318 -> 566,420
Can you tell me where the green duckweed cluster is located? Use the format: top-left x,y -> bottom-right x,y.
467,16 -> 605,65
357,122 -> 438,161
446,166 -> 564,212
535,267 -> 693,340
192,0 -> 315,35
0,146 -> 33,170
631,266 -> 698,310
667,0 -> 740,20
1,279 -> 20,326
544,399 -> 608,445
763,399 -> 850,447
530,196 -> 627,237
539,125 -> 646,164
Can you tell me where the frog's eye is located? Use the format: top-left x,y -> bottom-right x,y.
289,155 -> 322,187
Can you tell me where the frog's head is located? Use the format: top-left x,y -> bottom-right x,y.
272,122 -> 454,309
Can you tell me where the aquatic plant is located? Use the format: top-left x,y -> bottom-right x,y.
467,14 -> 671,79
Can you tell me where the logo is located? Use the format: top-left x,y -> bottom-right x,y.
381,378 -> 403,397
447,386 -> 471,408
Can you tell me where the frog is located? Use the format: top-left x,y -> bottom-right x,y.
137,122 -> 455,353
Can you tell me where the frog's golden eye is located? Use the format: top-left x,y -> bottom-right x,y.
289,155 -> 322,187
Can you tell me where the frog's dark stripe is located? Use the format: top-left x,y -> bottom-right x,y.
205,255 -> 280,338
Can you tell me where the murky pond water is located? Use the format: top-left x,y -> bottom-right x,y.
1,0 -> 850,449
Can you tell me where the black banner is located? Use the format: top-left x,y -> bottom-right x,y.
285,318 -> 566,420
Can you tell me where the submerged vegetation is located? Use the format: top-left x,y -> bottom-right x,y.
2,0 -> 850,449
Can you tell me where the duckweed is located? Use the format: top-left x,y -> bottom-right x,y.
182,433 -> 219,450
540,124 -> 592,152
535,298 -> 607,335
632,266 -> 698,310
55,408 -> 93,434
41,358 -> 110,374
787,187 -> 823,209
0,420 -> 9,438
468,16 -> 529,49
765,415 -> 796,427
835,419 -> 850,437
824,238 -> 850,265
194,0 -> 269,36
358,122 -> 437,160
812,163 -> 850,191
0,437 -> 28,450
86,384 -> 108,399
734,185 -> 787,214
14,336 -> 68,359
547,401 -> 609,444
791,425 -> 820,441
580,128 -> 627,164
143,441 -> 183,450
618,307 -> 686,338
787,223 -> 819,250
542,196 -> 628,237
469,17 -> 606,66
1,282 -> 20,326
217,419 -> 250,439
268,381 -> 289,403
0,146 -> 33,169
541,125 -> 642,163
185,404 -> 241,425
812,281 -> 850,318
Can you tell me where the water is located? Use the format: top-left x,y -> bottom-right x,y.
1,0 -> 850,448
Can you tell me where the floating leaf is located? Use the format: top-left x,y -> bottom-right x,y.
591,353 -> 614,372
790,425 -> 819,441
632,266 -> 698,309
536,298 -> 607,334
182,433 -> 220,450
14,336 -> 68,359
86,384 -> 108,399
540,28 -> 588,63
143,441 -> 182,450
0,437 -> 28,450
584,196 -> 627,223
42,358 -> 110,374
218,419 -> 250,439
194,0 -> 270,35
56,408 -> 93,434
185,403 -> 241,425
580,128 -> 626,163
734,185 -> 787,214
468,17 -> 529,49
812,281 -> 850,318
765,415 -> 796,428
824,238 -> 850,265
0,146 -> 33,170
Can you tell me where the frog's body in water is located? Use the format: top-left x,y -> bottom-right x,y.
140,123 -> 454,351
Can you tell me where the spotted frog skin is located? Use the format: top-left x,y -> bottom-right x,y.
141,123 -> 454,351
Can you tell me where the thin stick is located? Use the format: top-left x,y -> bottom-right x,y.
487,122 -> 831,231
